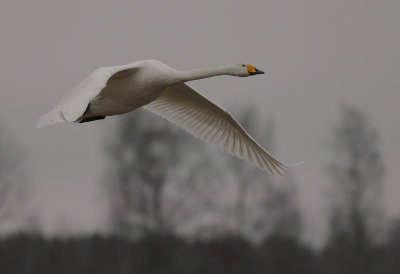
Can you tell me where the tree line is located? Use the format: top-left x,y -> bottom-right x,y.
0,105 -> 399,273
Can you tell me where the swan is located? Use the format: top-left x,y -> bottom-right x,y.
37,60 -> 285,174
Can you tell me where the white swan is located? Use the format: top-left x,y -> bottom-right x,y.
37,60 -> 285,174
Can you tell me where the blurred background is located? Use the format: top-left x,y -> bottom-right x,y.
1,0 -> 399,273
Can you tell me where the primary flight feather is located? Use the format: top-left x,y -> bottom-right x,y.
37,59 -> 285,174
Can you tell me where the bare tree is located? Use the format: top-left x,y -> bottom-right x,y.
159,144 -> 227,237
0,122 -> 27,229
228,109 -> 300,241
324,106 -> 384,274
258,174 -> 302,240
104,109 -> 195,238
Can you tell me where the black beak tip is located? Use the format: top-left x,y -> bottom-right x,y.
251,68 -> 264,75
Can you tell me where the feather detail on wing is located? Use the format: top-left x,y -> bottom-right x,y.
36,62 -> 140,128
144,83 -> 286,174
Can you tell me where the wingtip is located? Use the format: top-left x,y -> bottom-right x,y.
35,118 -> 57,129
268,160 -> 305,175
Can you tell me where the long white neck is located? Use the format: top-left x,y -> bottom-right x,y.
175,66 -> 235,82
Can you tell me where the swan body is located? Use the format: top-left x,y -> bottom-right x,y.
37,60 -> 285,174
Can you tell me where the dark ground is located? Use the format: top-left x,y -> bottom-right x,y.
1,232 -> 399,274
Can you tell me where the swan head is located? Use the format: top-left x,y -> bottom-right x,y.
233,64 -> 265,77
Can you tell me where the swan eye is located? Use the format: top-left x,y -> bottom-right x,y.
241,65 -> 245,67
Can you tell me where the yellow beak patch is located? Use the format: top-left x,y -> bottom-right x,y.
245,64 -> 257,73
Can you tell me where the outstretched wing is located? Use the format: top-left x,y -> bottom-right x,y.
36,61 -> 141,128
144,83 -> 285,174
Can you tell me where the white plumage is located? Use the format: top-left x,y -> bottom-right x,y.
37,59 -> 285,174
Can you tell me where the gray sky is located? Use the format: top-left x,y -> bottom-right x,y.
1,0 -> 399,246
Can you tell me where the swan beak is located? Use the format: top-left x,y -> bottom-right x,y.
246,65 -> 264,75
250,68 -> 264,75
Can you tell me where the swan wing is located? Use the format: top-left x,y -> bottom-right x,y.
144,83 -> 285,174
36,61 -> 141,128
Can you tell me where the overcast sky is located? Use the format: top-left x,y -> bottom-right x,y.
1,0 -> 399,246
